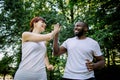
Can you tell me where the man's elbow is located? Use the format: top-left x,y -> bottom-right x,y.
99,60 -> 105,69
102,60 -> 105,68
53,52 -> 60,56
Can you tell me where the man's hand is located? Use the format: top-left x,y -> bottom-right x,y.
86,59 -> 94,71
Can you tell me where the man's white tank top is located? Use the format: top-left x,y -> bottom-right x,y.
18,41 -> 46,72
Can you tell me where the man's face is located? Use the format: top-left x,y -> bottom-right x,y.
74,22 -> 85,37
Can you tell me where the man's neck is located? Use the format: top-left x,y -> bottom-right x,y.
77,35 -> 87,39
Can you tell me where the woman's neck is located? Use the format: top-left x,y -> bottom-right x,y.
32,29 -> 42,33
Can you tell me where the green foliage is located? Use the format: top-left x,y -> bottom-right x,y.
0,0 -> 120,79
0,53 -> 14,79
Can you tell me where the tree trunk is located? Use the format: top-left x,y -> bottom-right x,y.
107,48 -> 110,66
3,74 -> 6,80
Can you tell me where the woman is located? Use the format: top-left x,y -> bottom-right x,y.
14,16 -> 60,80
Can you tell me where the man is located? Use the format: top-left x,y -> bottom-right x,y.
53,21 -> 105,80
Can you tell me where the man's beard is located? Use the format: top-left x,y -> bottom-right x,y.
74,29 -> 84,37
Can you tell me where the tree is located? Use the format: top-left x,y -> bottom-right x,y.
0,53 -> 14,80
0,0 -> 120,80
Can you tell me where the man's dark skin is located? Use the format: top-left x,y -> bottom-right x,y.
53,22 -> 105,80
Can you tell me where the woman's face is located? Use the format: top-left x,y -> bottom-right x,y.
35,20 -> 46,32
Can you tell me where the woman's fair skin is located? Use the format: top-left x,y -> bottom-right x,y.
22,20 -> 59,42
22,17 -> 60,70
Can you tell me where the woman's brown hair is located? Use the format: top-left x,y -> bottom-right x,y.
29,17 -> 46,32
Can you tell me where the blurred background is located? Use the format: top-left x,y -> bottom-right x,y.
0,0 -> 120,80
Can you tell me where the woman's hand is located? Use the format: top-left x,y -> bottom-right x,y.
50,23 -> 61,39
53,23 -> 61,34
46,64 -> 54,71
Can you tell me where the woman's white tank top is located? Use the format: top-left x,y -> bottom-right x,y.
18,41 -> 46,72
